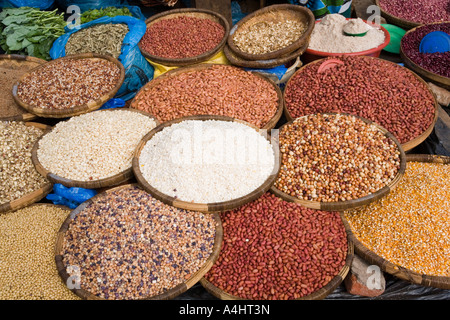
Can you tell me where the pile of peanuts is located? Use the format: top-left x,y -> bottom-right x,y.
131,65 -> 279,128
204,193 -> 348,300
16,58 -> 121,110
284,55 -> 436,144
140,16 -> 225,59
274,113 -> 402,202
62,185 -> 217,300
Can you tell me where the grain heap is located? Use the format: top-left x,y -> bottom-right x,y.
138,120 -> 276,203
61,185 -> 217,300
345,161 -> 449,277
16,58 -> 121,110
274,113 -> 402,202
131,65 -> 279,128
140,16 -> 225,59
233,20 -> 307,55
37,110 -> 157,182
308,14 -> 385,53
0,205 -> 80,300
204,193 -> 348,300
65,24 -> 129,59
0,121 -> 48,205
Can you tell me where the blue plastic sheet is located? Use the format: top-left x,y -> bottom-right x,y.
46,184 -> 97,209
244,65 -> 288,81
0,0 -> 55,9
100,98 -> 126,109
231,1 -> 246,26
50,15 -> 154,101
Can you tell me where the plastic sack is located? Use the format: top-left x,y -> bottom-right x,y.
245,57 -> 302,89
100,98 -> 126,109
46,184 -> 97,209
231,1 -> 246,25
50,15 -> 154,101
0,0 -> 55,9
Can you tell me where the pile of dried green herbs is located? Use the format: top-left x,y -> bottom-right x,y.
65,23 -> 129,59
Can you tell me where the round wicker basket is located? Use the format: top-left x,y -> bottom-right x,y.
133,115 -> 281,213
341,154 -> 450,289
55,183 -> 224,300
12,53 -> 125,119
138,8 -> 230,67
270,112 -> 407,212
227,4 -> 315,61
31,109 -> 159,189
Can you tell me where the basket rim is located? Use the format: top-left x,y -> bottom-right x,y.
129,63 -> 284,130
304,19 -> 391,56
374,0 -> 422,30
0,121 -> 53,215
0,54 -> 47,122
269,112 -> 407,212
132,114 -> 281,213
30,108 -> 160,189
200,227 -> 354,300
223,41 -> 308,69
283,55 -> 439,152
138,8 -> 230,67
227,4 -> 315,61
11,53 -> 125,119
54,183 -> 224,300
341,154 -> 450,289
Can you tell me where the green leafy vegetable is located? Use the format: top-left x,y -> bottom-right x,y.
0,7 -> 66,60
80,7 -> 133,24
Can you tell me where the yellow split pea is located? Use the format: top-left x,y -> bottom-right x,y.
345,161 -> 449,277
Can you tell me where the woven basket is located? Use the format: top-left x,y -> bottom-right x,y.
11,53 -> 125,119
227,4 -> 315,61
130,63 -> 284,130
400,22 -> 450,90
223,41 -> 308,69
270,112 -> 407,212
200,233 -> 354,300
138,8 -> 230,67
0,122 -> 53,215
341,154 -> 450,289
55,183 -> 223,300
0,54 -> 46,122
283,56 -> 439,152
375,0 -> 421,30
31,109 -> 159,189
132,115 -> 281,213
